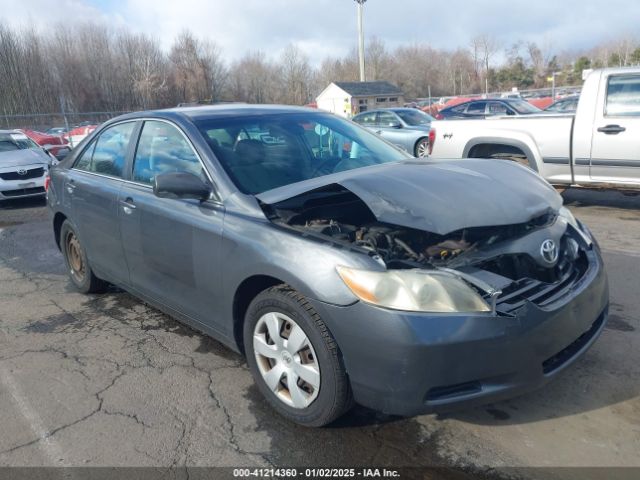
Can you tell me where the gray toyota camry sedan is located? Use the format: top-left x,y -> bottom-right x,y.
47,105 -> 609,427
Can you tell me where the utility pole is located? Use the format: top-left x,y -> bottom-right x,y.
355,0 -> 367,82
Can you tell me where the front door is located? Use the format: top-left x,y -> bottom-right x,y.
66,121 -> 137,284
118,120 -> 226,330
590,73 -> 640,185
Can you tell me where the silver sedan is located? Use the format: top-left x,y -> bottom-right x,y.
352,108 -> 433,157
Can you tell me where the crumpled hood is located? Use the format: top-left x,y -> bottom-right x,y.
0,149 -> 50,169
257,159 -> 562,235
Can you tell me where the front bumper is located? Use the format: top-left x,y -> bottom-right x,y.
0,172 -> 47,200
309,246 -> 609,416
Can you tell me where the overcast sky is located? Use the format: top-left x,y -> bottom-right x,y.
1,0 -> 638,64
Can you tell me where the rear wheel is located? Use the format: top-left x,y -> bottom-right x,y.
244,285 -> 352,427
60,220 -> 108,293
414,137 -> 430,158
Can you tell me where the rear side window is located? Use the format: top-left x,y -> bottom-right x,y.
132,120 -> 206,185
73,122 -> 135,178
466,102 -> 486,114
606,75 -> 640,116
353,112 -> 377,126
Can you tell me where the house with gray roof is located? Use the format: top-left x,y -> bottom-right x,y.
316,81 -> 405,118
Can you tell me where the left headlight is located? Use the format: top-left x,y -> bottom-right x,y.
559,206 -> 592,245
336,266 -> 491,313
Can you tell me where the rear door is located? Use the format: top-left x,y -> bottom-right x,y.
66,121 -> 137,284
590,73 -> 640,184
118,119 -> 226,330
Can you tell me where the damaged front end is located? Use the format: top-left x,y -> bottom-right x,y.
260,184 -> 593,315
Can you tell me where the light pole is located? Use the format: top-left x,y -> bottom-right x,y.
355,0 -> 366,82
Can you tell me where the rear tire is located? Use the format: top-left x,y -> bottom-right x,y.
60,220 -> 108,293
414,137 -> 430,158
244,285 -> 353,427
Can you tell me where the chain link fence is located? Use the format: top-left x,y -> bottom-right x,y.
0,111 -> 133,134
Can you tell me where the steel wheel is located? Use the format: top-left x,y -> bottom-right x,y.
65,231 -> 85,284
253,311 -> 320,409
415,138 -> 430,157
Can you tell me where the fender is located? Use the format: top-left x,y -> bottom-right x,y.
462,133 -> 543,173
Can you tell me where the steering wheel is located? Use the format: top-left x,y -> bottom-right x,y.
310,157 -> 339,177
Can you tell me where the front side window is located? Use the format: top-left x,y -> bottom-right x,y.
132,120 -> 206,185
195,113 -> 409,195
488,102 -> 509,115
606,75 -> 640,116
377,111 -> 399,126
74,122 -> 135,178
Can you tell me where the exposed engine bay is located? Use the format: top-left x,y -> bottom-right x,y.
261,184 -> 590,314
263,185 -> 560,272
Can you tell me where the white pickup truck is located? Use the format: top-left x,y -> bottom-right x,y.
430,67 -> 640,191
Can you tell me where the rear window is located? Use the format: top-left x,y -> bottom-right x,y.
606,74 -> 640,116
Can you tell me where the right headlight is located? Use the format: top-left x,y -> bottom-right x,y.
336,266 -> 491,313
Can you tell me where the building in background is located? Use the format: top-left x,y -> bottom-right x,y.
316,81 -> 404,118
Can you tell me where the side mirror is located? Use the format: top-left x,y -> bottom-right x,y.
153,172 -> 212,201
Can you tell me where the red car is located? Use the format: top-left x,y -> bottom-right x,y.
21,129 -> 71,160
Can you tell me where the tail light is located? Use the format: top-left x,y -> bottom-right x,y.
44,176 -> 51,192
435,113 -> 444,120
428,128 -> 436,155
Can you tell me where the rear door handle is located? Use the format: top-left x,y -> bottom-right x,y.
120,197 -> 136,215
597,124 -> 626,135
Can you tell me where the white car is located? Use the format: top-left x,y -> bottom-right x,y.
0,130 -> 54,201
430,67 -> 640,191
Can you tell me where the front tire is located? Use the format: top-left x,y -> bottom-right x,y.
244,285 -> 352,427
60,220 -> 108,293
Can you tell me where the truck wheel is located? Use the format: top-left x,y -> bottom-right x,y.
244,285 -> 353,427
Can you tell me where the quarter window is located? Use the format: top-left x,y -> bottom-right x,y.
132,120 -> 206,185
73,122 -> 135,178
606,74 -> 640,116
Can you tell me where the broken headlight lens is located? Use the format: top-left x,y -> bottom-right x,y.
559,206 -> 592,245
336,266 -> 491,313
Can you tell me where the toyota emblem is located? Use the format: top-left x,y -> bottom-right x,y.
17,168 -> 27,175
541,239 -> 559,264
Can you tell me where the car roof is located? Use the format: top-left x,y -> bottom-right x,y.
112,104 -> 321,124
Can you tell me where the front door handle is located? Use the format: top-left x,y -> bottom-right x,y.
597,124 -> 626,135
375,130 -> 382,134
120,198 -> 136,215
65,180 -> 76,195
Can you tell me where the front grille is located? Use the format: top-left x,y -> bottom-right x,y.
1,186 -> 45,197
487,236 -> 589,315
542,309 -> 606,374
0,167 -> 45,181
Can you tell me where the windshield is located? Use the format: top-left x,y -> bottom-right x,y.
509,100 -> 542,114
394,109 -> 434,126
0,133 -> 40,154
195,112 -> 410,194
